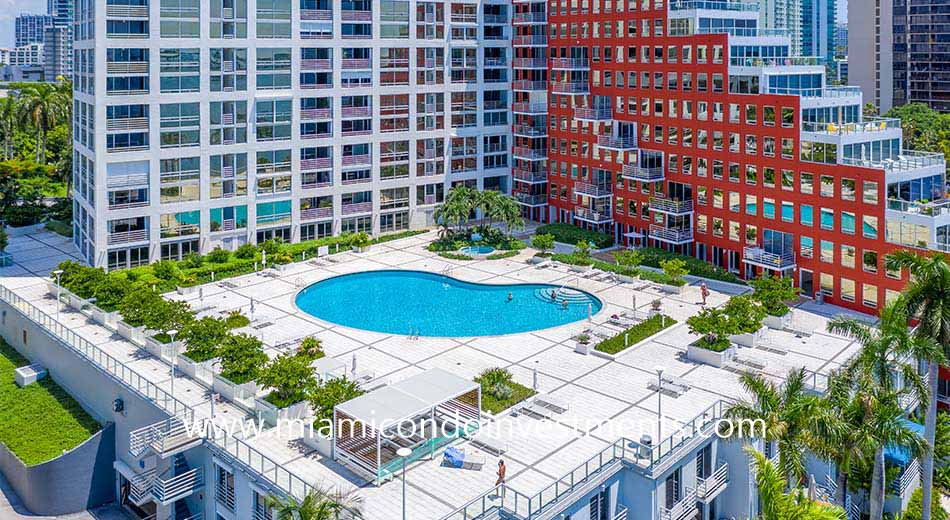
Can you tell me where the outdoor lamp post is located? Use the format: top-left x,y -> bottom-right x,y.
397,447 -> 412,520
655,365 -> 665,441
168,329 -> 178,394
52,269 -> 63,321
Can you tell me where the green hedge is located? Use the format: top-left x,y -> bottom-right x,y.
535,224 -> 614,249
594,314 -> 677,355
486,250 -> 519,260
438,252 -> 473,261
637,248 -> 745,285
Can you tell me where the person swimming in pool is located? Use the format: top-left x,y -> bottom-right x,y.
550,289 -> 557,301
561,299 -> 568,309
507,292 -> 513,301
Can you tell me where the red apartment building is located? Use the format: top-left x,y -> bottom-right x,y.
512,0 -> 950,325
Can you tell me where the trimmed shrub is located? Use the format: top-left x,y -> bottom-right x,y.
535,223 -> 614,248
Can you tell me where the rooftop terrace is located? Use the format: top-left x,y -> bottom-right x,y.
0,230 -> 872,520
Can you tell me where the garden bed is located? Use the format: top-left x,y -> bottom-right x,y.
534,224 -> 614,249
475,368 -> 536,415
635,248 -> 745,285
594,315 -> 676,355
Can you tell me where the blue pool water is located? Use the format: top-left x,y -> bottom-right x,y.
459,245 -> 495,255
295,270 -> 603,337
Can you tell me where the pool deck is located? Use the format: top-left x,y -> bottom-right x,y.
0,230 -> 871,520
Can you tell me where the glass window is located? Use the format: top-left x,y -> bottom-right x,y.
841,244 -> 856,268
840,278 -> 855,302
800,204 -> 813,226
820,240 -> 834,263
862,283 -> 877,307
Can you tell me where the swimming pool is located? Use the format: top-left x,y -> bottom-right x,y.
295,270 -> 603,337
459,245 -> 495,256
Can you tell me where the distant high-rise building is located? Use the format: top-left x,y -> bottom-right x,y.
801,0 -> 836,64
851,0 -> 950,112
15,14 -> 54,47
759,0 -> 803,54
47,0 -> 73,26
43,25 -> 71,79
834,22 -> 848,58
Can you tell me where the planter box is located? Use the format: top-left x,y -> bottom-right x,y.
274,263 -> 292,272
763,313 -> 791,330
574,341 -> 592,355
91,308 -> 119,330
214,374 -> 258,409
661,283 -> 684,294
528,256 -> 548,265
352,245 -> 371,253
145,337 -> 182,363
178,355 -> 218,388
569,264 -> 593,273
176,285 -> 198,296
730,326 -> 767,348
687,342 -> 737,368
302,429 -> 333,457
255,398 -> 311,427
67,293 -> 86,311
116,321 -> 145,346
617,274 -> 637,284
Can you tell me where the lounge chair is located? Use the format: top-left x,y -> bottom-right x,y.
470,436 -> 508,455
443,447 -> 485,470
521,401 -> 555,419
535,394 -> 569,414
608,314 -> 638,328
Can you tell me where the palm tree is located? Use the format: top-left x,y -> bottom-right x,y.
477,189 -> 502,229
725,368 -> 831,486
496,195 -> 525,238
886,250 -> 950,520
0,96 -> 18,161
17,83 -> 64,164
267,487 -> 363,520
828,298 -> 941,520
748,447 -> 846,520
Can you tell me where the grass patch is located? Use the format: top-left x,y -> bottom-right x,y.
44,219 -> 72,238
594,314 -> 677,355
224,311 -> 250,329
477,380 -> 536,414
439,252 -> 473,261
486,250 -> 519,260
0,339 -> 99,465
693,337 -> 733,352
535,223 -> 614,249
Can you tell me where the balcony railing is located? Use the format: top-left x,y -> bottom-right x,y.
550,57 -> 589,70
341,106 -> 372,118
513,168 -> 548,183
301,157 -> 332,170
512,34 -> 548,46
743,246 -> 796,270
513,102 -> 547,114
341,129 -> 373,137
107,61 -> 149,74
513,124 -> 547,138
650,197 -> 693,214
512,11 -> 546,23
670,0 -> 759,10
300,8 -> 332,19
106,4 -> 149,17
574,207 -> 613,224
484,14 -> 509,23
729,56 -> 823,67
623,163 -> 663,182
300,207 -> 333,220
107,173 -> 149,189
109,200 -> 149,210
341,154 -> 371,166
341,201 -> 373,214
660,489 -> 698,520
513,147 -> 547,160
895,458 -> 920,496
152,467 -> 204,505
512,58 -> 547,69
129,416 -> 201,458
342,58 -> 371,69
802,117 -> 901,135
340,9 -> 372,21
300,58 -> 331,70
514,193 -> 549,206
842,150 -> 945,173
597,135 -> 637,151
107,229 -> 148,245
649,225 -> 694,244
300,82 -> 332,90
484,57 -> 508,67
301,108 -> 332,120
696,463 -> 729,502
574,107 -> 612,121
574,181 -> 612,198
550,82 -> 590,95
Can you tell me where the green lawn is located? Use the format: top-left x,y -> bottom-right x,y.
478,380 -> 536,415
45,219 -> 73,238
595,314 -> 677,355
0,340 -> 99,465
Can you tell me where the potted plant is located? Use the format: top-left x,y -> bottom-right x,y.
749,274 -> 799,330
214,333 -> 268,406
256,351 -> 318,425
649,299 -> 662,317
530,233 -> 555,263
659,258 -> 688,294
302,377 -> 365,456
575,332 -> 592,354
568,241 -> 594,272
686,305 -> 737,367
724,295 -> 767,347
350,232 -> 372,253
613,248 -> 642,283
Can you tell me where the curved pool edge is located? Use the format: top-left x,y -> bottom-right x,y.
291,268 -> 605,338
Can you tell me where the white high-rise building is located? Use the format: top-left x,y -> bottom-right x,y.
72,0 -> 512,269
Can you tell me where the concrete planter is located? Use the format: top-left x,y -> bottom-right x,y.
274,263 -> 292,272
91,308 -> 119,330
178,354 -> 218,388
116,321 -> 145,346
214,374 -> 258,408
569,264 -> 593,273
661,283 -> 684,294
730,326 -> 767,348
145,337 -> 182,363
176,285 -> 198,296
67,294 -> 86,311
763,312 -> 791,330
302,430 -> 333,457
255,397 -> 311,427
574,341 -> 592,355
617,274 -> 637,284
687,342 -> 737,368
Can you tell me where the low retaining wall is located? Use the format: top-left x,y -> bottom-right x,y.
0,422 -> 115,515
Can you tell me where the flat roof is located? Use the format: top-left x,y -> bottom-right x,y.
335,368 -> 478,426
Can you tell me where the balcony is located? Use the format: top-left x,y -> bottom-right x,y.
550,82 -> 590,95
513,11 -> 546,23
512,34 -> 547,46
550,58 -> 589,70
129,417 -> 201,458
342,154 -> 371,166
513,168 -> 548,183
513,102 -> 547,115
301,108 -> 332,120
301,207 -> 333,220
485,57 -> 508,68
743,247 -> 796,271
342,201 -> 373,215
621,163 -> 663,181
127,468 -> 156,506
729,55 -> 823,67
801,117 -> 901,136
696,463 -> 729,502
650,197 -> 693,215
574,207 -> 613,224
107,229 -> 149,245
573,181 -> 611,198
484,14 -> 509,23
574,107 -> 612,122
342,58 -> 371,69
649,224 -> 694,244
514,193 -> 548,206
841,150 -> 945,174
597,135 -> 637,151
300,58 -> 331,70
300,8 -> 332,19
301,82 -> 332,90
107,173 -> 149,189
513,124 -> 547,138
660,489 -> 698,520
152,466 -> 204,505
341,106 -> 372,118
512,57 -> 547,69
106,4 -> 149,17
513,147 -> 547,160
341,9 -> 372,21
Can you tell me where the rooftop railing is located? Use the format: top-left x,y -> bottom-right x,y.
670,0 -> 759,10
729,56 -> 822,67
697,27 -> 789,37
841,150 -> 945,172
801,117 -> 901,135
886,197 -> 950,218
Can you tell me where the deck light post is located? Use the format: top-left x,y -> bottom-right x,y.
52,269 -> 63,321
168,329 -> 178,394
655,365 -> 665,442
397,447 -> 412,520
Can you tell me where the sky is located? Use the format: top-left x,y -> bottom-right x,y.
0,0 -> 46,48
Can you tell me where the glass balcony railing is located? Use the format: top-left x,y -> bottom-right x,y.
729,56 -> 822,67
886,198 -> 950,218
670,0 -> 759,9
696,27 -> 789,37
742,246 -> 796,270
841,150 -> 945,172
801,117 -> 901,135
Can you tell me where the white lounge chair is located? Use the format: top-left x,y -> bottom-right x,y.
470,436 -> 508,455
535,394 -> 569,414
